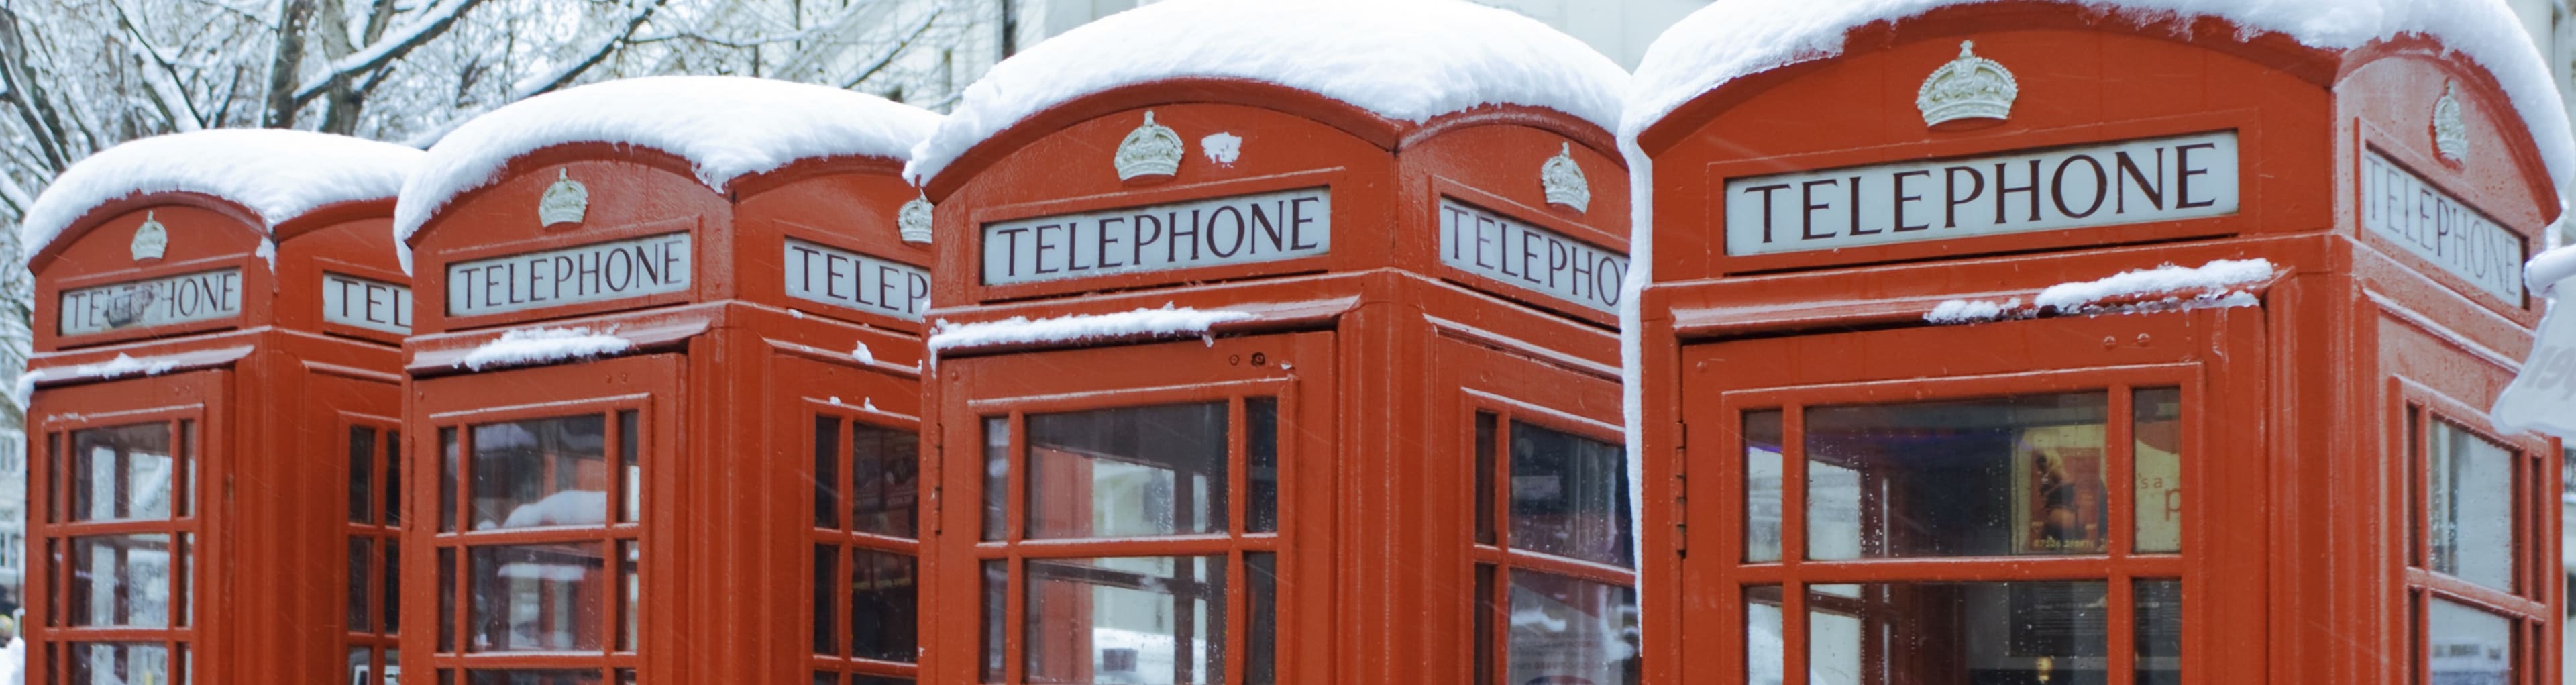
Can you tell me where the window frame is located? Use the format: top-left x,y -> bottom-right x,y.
806,398 -> 924,684
34,401 -> 207,685
1463,390 -> 1637,685
2392,379 -> 2554,685
345,415 -> 404,685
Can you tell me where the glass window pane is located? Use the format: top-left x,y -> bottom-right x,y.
1504,571 -> 1639,685
70,423 -> 174,521
1247,398 -> 1279,534
816,417 -> 842,530
983,417 -> 1009,542
1746,586 -> 1784,685
439,547 -> 457,652
1025,556 -> 1225,684
1475,564 -> 1496,685
982,560 -> 1006,683
2426,598 -> 2514,684
440,427 -> 460,533
1028,403 -> 1228,539
68,533 -> 172,627
814,545 -> 838,655
1510,423 -> 1631,567
388,430 -> 404,525
178,420 -> 195,517
1246,552 -> 1277,685
1744,411 -> 1783,563
467,670 -> 604,685
177,533 -> 193,627
2133,388 -> 2183,553
386,541 -> 402,634
66,641 -> 168,685
2427,419 -> 2516,591
352,427 -> 378,523
472,415 -> 609,530
1475,412 -> 1497,546
853,423 -> 921,538
350,537 -> 374,631
348,647 -> 378,684
619,541 -> 639,653
618,411 -> 640,523
1805,582 -> 2107,684
469,543 -> 607,652
1807,393 -> 2110,559
850,677 -> 914,685
851,549 -> 918,662
2135,580 -> 2182,685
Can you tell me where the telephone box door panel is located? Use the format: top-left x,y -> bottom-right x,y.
1677,307 -> 2265,685
774,351 -> 924,684
934,332 -> 1334,685
29,370 -> 229,684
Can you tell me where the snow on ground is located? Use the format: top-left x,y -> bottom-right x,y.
1927,258 -> 2274,323
928,304 -> 1256,352
19,129 -> 422,264
904,0 -> 1627,184
2526,243 -> 2576,295
395,76 -> 941,270
1624,0 -> 2576,190
12,353 -> 185,408
455,327 -> 633,370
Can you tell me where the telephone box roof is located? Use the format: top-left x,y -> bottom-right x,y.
20,129 -> 423,265
1623,0 -> 2576,190
394,75 -> 941,251
904,0 -> 1630,185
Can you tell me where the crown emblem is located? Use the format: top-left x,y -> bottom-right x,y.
1540,143 -> 1591,213
129,211 -> 168,261
1916,40 -> 2018,129
898,193 -> 934,244
2434,81 -> 2469,164
539,169 -> 589,227
1114,111 -> 1184,182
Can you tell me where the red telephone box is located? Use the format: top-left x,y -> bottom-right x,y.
906,3 -> 1634,683
1625,2 -> 2567,683
392,76 -> 936,685
20,129 -> 421,684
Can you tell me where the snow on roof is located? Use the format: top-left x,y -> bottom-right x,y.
1927,258 -> 2275,323
11,352 -> 182,408
455,326 -> 633,370
928,305 -> 1256,352
20,129 -> 423,265
1624,0 -> 2576,191
2526,242 -> 2576,297
395,76 -> 941,251
904,0 -> 1629,185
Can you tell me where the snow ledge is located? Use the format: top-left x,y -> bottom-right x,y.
929,304 -> 1257,352
455,327 -> 635,371
1927,258 -> 2275,324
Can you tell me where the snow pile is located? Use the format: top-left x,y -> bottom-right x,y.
1624,0 -> 2576,189
2526,242 -> 2576,296
905,0 -> 1627,183
1927,258 -> 2275,323
21,129 -> 422,264
851,340 -> 877,364
396,76 -> 942,266
455,327 -> 633,370
929,304 -> 1256,352
493,489 -> 609,529
13,353 -> 186,407
1201,133 -> 1244,165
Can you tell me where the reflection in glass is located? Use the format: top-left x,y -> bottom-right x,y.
2133,389 -> 2183,553
983,418 -> 1008,542
1024,556 -> 1226,684
618,410 -> 639,523
816,418 -> 841,530
1511,423 -> 1631,567
851,549 -> 918,662
440,428 -> 459,533
2135,580 -> 2182,685
1027,403 -> 1228,539
1805,582 -> 2107,684
467,670 -> 604,685
618,541 -> 639,652
1745,411 -> 1783,563
814,546 -> 837,655
1474,564 -> 1496,685
71,423 -> 175,521
386,541 -> 402,633
1246,553 -> 1277,685
1246,399 -> 1279,533
473,415 -> 609,530
1475,413 -> 1498,546
851,423 -> 921,537
1746,586 -> 1784,685
388,430 -> 405,525
1807,393 -> 2110,559
350,538 -> 373,630
2427,419 -> 2516,591
1506,572 -> 1639,685
352,427 -> 378,523
470,543 -> 606,652
66,641 -> 168,685
981,560 -> 1006,682
438,547 -> 457,651
68,533 -> 172,627
2426,598 -> 2514,684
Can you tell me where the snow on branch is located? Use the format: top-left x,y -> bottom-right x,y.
1927,258 -> 2275,324
291,0 -> 488,103
455,327 -> 633,370
929,305 -> 1256,352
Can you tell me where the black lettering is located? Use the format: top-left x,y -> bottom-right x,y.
1745,183 -> 1793,243
1208,205 -> 1246,258
1994,160 -> 2041,223
2052,154 -> 2108,219
2175,142 -> 2220,209
994,227 -> 1030,277
1288,196 -> 1324,250
1801,179 -> 1838,240
1892,170 -> 1931,232
1097,217 -> 1126,269
1945,166 -> 1985,229
2114,149 -> 2165,213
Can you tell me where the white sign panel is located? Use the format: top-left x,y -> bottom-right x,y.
1725,131 -> 2239,255
2493,289 -> 2576,438
447,233 -> 692,317
983,187 -> 1330,285
1438,199 -> 1627,313
323,272 -> 412,335
2360,151 -> 2526,304
59,269 -> 243,336
784,238 -> 931,321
